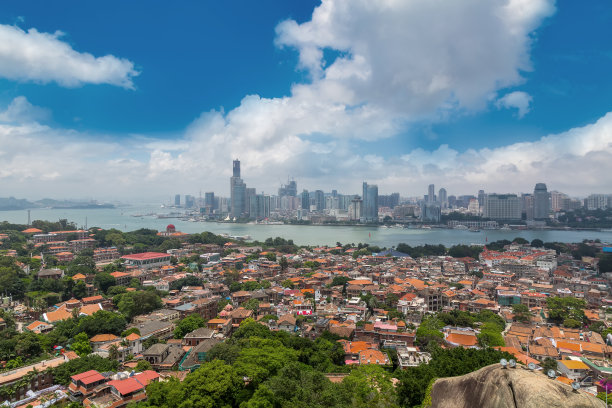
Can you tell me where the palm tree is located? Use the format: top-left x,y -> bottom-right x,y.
109,344 -> 120,361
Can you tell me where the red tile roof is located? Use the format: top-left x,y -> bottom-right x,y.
107,378 -> 144,395
122,252 -> 170,261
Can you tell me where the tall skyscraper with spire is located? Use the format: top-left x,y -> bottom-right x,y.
230,159 -> 246,218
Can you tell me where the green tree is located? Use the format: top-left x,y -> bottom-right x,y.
72,332 -> 92,357
243,298 -> 260,312
15,331 -> 43,359
512,303 -> 532,323
135,359 -> 152,372
339,365 -> 399,408
174,314 -> 206,339
139,360 -> 243,408
563,318 -> 582,328
530,239 -> 544,248
477,329 -> 505,347
546,297 -> 586,324
50,355 -> 119,385
72,280 -> 87,299
415,316 -> 444,348
233,338 -> 299,387
331,276 -> 350,287
599,254 -> 612,273
94,273 -> 116,293
281,279 -> 294,289
541,357 -> 557,372
76,310 -> 128,337
116,290 -> 162,320
108,344 -> 120,361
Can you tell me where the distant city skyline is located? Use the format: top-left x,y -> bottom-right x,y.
0,1 -> 611,200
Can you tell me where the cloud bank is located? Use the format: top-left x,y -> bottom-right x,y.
2,0 -> 610,200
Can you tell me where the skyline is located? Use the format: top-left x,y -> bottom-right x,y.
1,1 -> 612,200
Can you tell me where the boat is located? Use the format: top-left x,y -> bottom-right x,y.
454,225 -> 469,230
469,227 -> 480,232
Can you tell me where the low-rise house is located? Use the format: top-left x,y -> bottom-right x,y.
68,370 -> 108,400
182,327 -> 215,347
130,319 -> 175,341
82,371 -> 159,408
359,349 -> 390,366
207,318 -> 231,336
90,334 -> 120,352
277,314 -> 297,332
25,320 -> 54,334
557,359 -> 591,382
124,332 -> 143,355
179,338 -> 222,371
142,343 -> 185,370
37,268 -> 64,280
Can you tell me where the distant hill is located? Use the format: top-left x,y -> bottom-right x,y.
0,197 -> 115,211
0,197 -> 35,210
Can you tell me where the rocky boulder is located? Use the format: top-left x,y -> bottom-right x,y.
430,364 -> 604,408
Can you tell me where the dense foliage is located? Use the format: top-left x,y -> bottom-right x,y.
133,319 -> 512,408
546,297 -> 586,325
49,355 -> 120,386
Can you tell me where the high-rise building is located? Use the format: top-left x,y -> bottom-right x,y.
245,188 -> 256,217
301,190 -> 310,211
483,194 -> 521,220
438,188 -> 447,209
204,192 -> 215,210
349,196 -> 363,220
521,194 -> 534,221
478,190 -> 486,208
362,182 -> 379,222
314,190 -> 325,211
185,195 -> 195,208
230,159 -> 247,218
428,184 -> 435,203
586,194 -> 611,210
233,159 -> 240,178
249,194 -> 270,220
279,179 -> 297,197
533,183 -> 550,220
379,193 -> 400,209
448,195 -> 457,208
467,199 -> 479,215
174,194 -> 181,207
420,203 -> 441,222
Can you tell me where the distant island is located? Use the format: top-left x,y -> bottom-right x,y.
0,196 -> 115,211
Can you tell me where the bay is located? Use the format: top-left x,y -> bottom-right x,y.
1,204 -> 611,247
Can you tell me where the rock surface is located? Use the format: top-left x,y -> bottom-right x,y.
430,364 -> 604,408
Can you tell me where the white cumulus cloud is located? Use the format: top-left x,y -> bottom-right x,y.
0,96 -> 51,124
496,91 -> 533,118
0,24 -> 139,88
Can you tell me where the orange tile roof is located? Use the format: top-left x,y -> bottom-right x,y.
44,308 -> 72,323
90,334 -> 119,343
446,333 -> 478,347
359,349 -> 389,365
559,360 -> 589,370
556,341 -> 581,352
22,228 -> 43,233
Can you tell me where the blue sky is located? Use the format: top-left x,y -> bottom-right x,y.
0,0 -> 611,200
